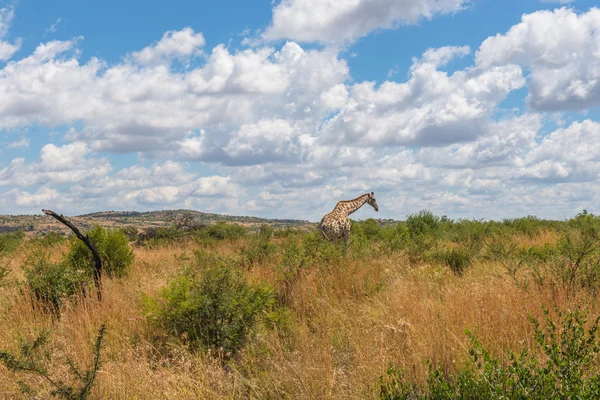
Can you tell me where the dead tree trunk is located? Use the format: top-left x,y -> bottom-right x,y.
42,209 -> 103,301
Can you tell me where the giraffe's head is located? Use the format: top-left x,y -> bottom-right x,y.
367,192 -> 379,212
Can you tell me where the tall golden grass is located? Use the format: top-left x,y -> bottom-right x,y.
0,232 -> 598,399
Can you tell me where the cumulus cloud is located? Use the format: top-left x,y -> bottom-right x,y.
476,7 -> 600,111
520,120 -> 600,182
0,5 -> 21,61
0,38 -> 348,161
130,27 -> 205,65
2,8 -> 600,220
0,142 -> 111,187
317,48 -> 524,147
263,0 -> 470,43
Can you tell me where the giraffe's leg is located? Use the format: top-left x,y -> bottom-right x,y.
343,230 -> 350,245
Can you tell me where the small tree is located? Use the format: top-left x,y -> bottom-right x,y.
68,226 -> 134,278
144,253 -> 273,357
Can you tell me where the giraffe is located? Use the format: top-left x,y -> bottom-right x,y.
319,192 -> 379,243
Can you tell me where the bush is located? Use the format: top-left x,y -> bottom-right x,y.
406,210 -> 440,238
353,219 -> 384,241
23,257 -> 85,314
445,219 -> 491,257
144,253 -> 274,357
0,231 -> 25,255
119,226 -> 139,241
382,224 -> 410,254
137,227 -> 189,246
379,306 -> 600,399
67,226 -> 134,278
431,247 -> 472,276
405,211 -> 442,263
30,231 -> 65,247
240,225 -> 275,267
196,221 -> 247,242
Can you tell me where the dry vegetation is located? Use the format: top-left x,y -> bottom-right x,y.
1,212 -> 600,399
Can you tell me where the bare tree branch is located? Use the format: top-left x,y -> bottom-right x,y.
41,209 -> 103,301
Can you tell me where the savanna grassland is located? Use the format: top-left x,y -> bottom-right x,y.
2,211 -> 600,399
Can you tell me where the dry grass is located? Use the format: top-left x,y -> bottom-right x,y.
0,233 -> 598,399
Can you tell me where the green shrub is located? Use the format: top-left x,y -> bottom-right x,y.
353,219 -> 384,241
445,219 -> 491,257
119,226 -> 139,241
431,247 -> 472,276
379,306 -> 600,399
23,257 -> 85,314
0,231 -> 25,255
406,210 -> 440,238
0,323 -> 106,399
405,211 -> 442,262
276,238 -> 310,306
196,221 -> 247,242
144,254 -> 274,357
501,215 -> 555,237
30,231 -> 65,247
138,227 -> 189,246
382,224 -> 410,254
240,225 -> 275,267
67,226 -> 134,278
548,226 -> 600,295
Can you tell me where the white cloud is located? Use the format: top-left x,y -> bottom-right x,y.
420,114 -> 542,168
44,18 -> 61,36
520,120 -> 600,182
130,27 -> 205,65
0,38 -> 348,161
476,7 -> 600,111
122,176 -> 241,206
2,15 -> 600,220
263,0 -> 470,43
0,142 -> 111,187
7,137 -> 29,148
0,5 -> 21,61
317,51 -> 524,147
9,187 -> 60,207
223,119 -> 307,165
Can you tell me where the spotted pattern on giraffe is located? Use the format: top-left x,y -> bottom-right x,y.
319,192 -> 379,243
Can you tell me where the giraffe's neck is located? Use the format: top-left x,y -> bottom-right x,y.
335,194 -> 369,217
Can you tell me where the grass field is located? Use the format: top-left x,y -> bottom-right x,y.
1,212 -> 600,399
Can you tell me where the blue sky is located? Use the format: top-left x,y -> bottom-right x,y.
1,0 -> 600,221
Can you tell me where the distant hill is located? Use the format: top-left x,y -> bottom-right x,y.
0,209 -> 316,236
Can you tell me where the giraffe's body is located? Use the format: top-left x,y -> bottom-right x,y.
319,192 -> 379,243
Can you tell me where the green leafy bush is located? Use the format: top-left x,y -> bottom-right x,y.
144,252 -> 274,357
119,226 -> 139,241
445,219 -> 491,257
0,231 -> 25,255
382,224 -> 410,254
352,219 -> 385,241
406,210 -> 441,262
23,257 -> 85,314
240,225 -> 276,267
431,247 -> 472,276
137,227 -> 189,246
67,226 -> 134,278
406,210 -> 440,238
379,306 -> 600,399
196,221 -> 247,242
